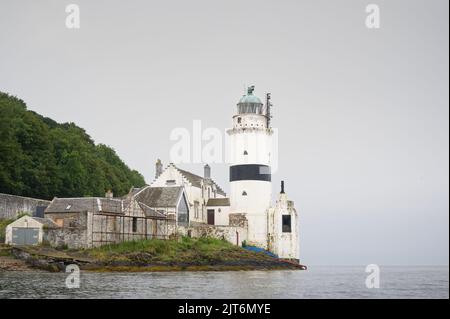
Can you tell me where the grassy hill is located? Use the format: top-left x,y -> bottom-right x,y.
0,91 -> 145,199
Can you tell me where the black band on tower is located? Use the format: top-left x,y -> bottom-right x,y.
230,164 -> 271,182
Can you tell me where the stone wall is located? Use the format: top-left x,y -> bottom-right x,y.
229,213 -> 248,228
45,212 -> 88,228
45,227 -> 88,249
0,193 -> 50,219
181,224 -> 248,247
44,212 -> 89,248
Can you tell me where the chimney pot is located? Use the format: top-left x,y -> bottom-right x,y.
204,164 -> 211,179
155,159 -> 163,179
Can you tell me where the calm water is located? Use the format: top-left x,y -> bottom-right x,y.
0,266 -> 448,299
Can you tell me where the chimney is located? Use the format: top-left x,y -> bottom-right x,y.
105,190 -> 113,198
155,159 -> 163,179
280,181 -> 285,194
204,164 -> 211,179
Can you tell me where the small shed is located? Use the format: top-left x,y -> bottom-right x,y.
5,215 -> 59,246
206,198 -> 230,226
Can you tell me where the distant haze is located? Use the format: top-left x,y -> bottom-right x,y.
0,0 -> 448,265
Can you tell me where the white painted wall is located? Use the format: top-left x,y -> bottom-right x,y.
227,112 -> 273,249
151,164 -> 225,224
267,192 -> 299,260
206,205 -> 230,226
228,126 -> 273,166
5,216 -> 44,245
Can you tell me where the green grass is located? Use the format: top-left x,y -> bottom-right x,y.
83,237 -> 254,265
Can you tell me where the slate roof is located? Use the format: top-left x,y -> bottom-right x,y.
206,198 -> 230,207
176,166 -> 226,196
135,186 -> 183,208
45,197 -> 123,214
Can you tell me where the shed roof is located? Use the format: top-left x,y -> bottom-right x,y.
8,215 -> 60,228
206,198 -> 230,207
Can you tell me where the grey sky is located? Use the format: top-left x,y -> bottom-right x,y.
0,0 -> 448,265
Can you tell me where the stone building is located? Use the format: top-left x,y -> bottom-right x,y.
41,190 -> 177,248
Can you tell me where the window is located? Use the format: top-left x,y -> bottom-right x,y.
237,117 -> 242,124
243,150 -> 248,155
177,194 -> 189,226
166,179 -> 176,186
242,191 -> 247,196
132,217 -> 137,233
282,215 -> 292,233
55,218 -> 64,227
194,201 -> 199,219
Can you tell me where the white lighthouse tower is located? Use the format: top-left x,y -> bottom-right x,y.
227,86 -> 273,249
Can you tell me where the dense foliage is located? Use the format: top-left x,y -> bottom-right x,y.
0,92 -> 146,199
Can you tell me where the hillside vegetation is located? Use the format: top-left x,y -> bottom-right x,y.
0,92 -> 145,199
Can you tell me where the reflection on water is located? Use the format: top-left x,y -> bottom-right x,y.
0,266 -> 448,299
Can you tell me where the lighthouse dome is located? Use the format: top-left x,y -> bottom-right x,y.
238,93 -> 262,105
237,85 -> 264,114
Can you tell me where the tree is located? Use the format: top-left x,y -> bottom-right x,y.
0,92 -> 146,199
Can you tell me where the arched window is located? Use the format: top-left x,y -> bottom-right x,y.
243,150 -> 248,155
242,191 -> 247,196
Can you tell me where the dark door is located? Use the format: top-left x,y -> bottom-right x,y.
207,209 -> 215,225
12,227 -> 39,245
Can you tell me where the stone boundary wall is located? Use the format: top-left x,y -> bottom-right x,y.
0,193 -> 50,220
45,228 -> 88,249
178,224 -> 248,247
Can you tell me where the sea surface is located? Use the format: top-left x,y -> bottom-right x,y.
0,266 -> 448,299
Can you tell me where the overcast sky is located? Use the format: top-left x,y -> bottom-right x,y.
0,0 -> 448,265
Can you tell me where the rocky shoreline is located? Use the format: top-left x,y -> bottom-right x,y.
2,246 -> 306,272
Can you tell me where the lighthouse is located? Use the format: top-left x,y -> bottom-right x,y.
227,86 -> 273,249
